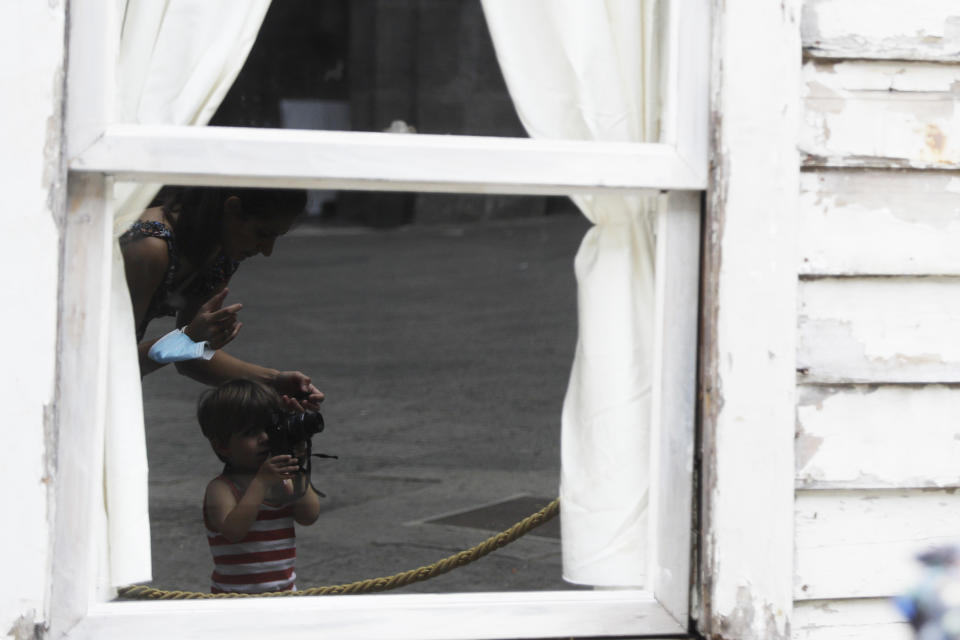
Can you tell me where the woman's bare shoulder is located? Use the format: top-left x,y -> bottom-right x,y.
121,209 -> 174,267
124,207 -> 174,235
121,234 -> 170,273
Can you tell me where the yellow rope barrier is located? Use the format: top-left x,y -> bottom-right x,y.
117,497 -> 559,600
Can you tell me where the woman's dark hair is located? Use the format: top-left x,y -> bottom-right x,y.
197,378 -> 283,462
152,186 -> 307,266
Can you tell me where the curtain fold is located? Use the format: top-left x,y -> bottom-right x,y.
114,0 -> 272,229
102,0 -> 271,590
481,0 -> 660,586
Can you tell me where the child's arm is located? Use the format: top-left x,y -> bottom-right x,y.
291,475 -> 321,526
285,439 -> 322,525
204,455 -> 300,542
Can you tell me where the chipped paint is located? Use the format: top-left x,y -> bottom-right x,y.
699,57 -> 726,640
714,586 -> 789,640
699,1 -> 798,638
796,489 -> 960,599
802,152 -> 958,170
799,278 -> 960,382
6,611 -> 39,640
803,81 -> 846,114
926,123 -> 947,157
802,60 -> 960,167
1,0 -> 66,634
794,429 -> 824,474
803,0 -> 960,61
794,597 -> 912,637
796,384 -> 960,488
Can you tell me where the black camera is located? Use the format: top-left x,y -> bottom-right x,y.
265,410 -> 335,497
266,410 -> 325,464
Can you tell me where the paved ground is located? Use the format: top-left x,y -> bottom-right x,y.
140,212 -> 592,595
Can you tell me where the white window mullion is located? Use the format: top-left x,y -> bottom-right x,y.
649,190 -> 702,627
660,0 -> 710,183
64,0 -> 118,159
49,175 -> 115,639
70,124 -> 706,195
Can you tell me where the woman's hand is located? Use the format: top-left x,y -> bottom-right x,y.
183,288 -> 243,350
273,371 -> 324,410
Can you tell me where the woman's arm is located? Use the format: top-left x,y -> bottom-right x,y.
121,236 -> 172,376
175,352 -> 324,408
123,237 -> 244,376
175,350 -> 279,387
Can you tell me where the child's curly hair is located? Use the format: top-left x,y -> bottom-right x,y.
197,379 -> 282,462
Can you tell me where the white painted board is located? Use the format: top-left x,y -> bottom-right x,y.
699,0 -> 800,637
66,590 -> 687,640
797,384 -> 960,489
795,489 -> 960,600
802,0 -> 960,62
799,170 -> 960,276
798,278 -> 960,384
802,60 -> 960,169
793,598 -> 910,640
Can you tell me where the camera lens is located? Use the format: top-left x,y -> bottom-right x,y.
299,411 -> 324,436
267,411 -> 324,458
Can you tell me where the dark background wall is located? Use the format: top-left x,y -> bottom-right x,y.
210,0 -> 577,226
348,0 -> 522,137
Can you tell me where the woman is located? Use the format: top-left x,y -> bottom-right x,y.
120,186 -> 323,408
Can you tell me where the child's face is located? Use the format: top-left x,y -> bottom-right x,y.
216,424 -> 269,471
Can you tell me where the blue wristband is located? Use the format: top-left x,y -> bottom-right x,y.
147,328 -> 215,364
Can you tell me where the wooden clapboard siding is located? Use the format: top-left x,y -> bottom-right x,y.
799,170 -> 960,276
797,384 -> 960,489
798,277 -> 960,384
795,489 -> 960,600
802,0 -> 960,62
793,599 -> 911,640
796,3 -> 960,637
802,60 -> 960,169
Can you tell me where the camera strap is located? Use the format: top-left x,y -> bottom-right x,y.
294,439 -> 338,499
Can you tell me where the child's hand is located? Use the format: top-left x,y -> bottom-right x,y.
255,454 -> 300,488
291,440 -> 309,461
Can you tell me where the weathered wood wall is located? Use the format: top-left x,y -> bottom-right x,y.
0,1 -> 66,635
795,1 -> 960,638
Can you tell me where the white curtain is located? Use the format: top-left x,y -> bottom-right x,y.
102,0 -> 271,590
114,0 -> 272,229
481,0 -> 661,586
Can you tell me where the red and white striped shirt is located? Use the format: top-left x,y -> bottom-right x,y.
204,476 -> 297,594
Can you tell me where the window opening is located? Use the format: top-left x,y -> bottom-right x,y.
134,186 -> 590,594
203,0 -> 535,139
204,0 -> 573,223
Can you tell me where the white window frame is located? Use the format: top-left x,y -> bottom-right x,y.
50,2 -> 709,638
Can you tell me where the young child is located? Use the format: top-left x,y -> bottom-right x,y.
197,378 -> 321,594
